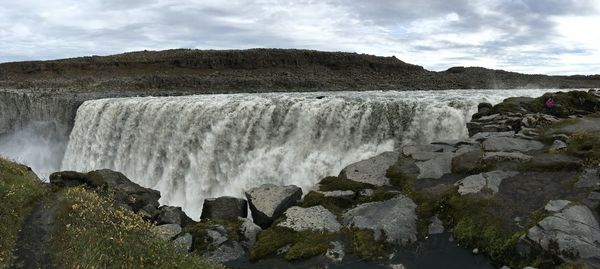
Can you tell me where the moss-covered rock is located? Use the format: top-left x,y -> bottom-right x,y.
249,226 -> 332,261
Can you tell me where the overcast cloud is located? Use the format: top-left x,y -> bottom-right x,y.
0,0 -> 599,75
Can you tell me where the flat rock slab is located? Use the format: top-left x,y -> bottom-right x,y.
416,152 -> 454,179
343,195 -> 417,245
339,151 -> 399,186
278,206 -> 341,232
471,131 -> 515,141
483,152 -> 532,162
456,170 -> 519,195
482,137 -> 544,152
527,204 -> 600,265
245,184 -> 302,229
316,190 -> 356,199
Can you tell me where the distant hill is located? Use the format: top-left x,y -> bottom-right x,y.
0,48 -> 598,93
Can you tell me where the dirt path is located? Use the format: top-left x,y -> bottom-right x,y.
11,194 -> 60,269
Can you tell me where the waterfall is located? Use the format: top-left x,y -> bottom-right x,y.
60,89 -> 552,218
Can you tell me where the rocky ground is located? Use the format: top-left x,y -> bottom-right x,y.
5,89 -> 600,269
1,49 -> 599,94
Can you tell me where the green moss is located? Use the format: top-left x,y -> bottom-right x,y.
527,209 -> 550,229
318,176 -> 374,192
250,227 -> 331,261
186,219 -> 243,253
385,167 -> 415,195
443,195 -> 524,266
348,228 -> 388,260
284,236 -> 330,261
52,187 -> 221,269
0,158 -> 48,268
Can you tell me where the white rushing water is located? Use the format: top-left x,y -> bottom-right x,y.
61,89 -> 553,218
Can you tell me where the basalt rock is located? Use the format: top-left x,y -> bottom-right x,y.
277,206 -> 342,232
201,196 -> 248,220
527,203 -> 600,267
343,195 -> 417,245
157,205 -> 195,227
339,151 -> 399,186
245,184 -> 302,229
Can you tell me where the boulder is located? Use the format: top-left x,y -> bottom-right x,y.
245,184 -> 302,229
482,137 -> 544,152
205,225 -> 229,247
575,168 -> 600,189
527,204 -> 600,266
154,224 -> 182,240
478,102 -> 493,114
455,170 -> 519,195
173,233 -> 193,253
277,206 -> 342,232
238,217 -> 262,249
157,206 -> 194,227
550,140 -> 567,151
343,195 -> 417,245
428,215 -> 444,235
139,204 -> 160,220
544,200 -> 571,213
201,196 -> 248,220
50,169 -> 161,212
416,152 -> 454,179
339,151 -> 399,186
203,241 -> 245,263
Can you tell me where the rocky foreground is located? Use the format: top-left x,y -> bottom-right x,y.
1,49 -> 599,94
37,90 -> 600,268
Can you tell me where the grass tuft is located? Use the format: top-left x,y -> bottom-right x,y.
52,187 -> 222,269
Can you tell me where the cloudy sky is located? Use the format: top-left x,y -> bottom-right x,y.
1,0 -> 599,75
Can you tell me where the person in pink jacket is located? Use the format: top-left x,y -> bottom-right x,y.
546,97 -> 554,114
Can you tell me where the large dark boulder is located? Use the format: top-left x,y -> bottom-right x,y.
157,206 -> 195,227
245,184 -> 302,229
50,169 -> 161,212
200,196 -> 248,220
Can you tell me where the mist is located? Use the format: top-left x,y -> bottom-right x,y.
0,121 -> 67,180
